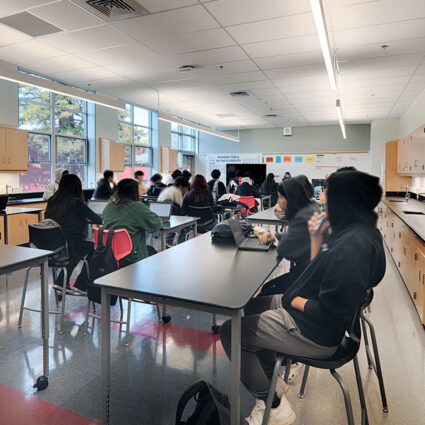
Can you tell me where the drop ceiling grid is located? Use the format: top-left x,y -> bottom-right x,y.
0,1 -> 423,128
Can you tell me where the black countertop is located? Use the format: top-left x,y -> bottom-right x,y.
383,196 -> 425,242
6,189 -> 95,206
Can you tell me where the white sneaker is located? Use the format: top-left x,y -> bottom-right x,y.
246,396 -> 296,425
280,362 -> 304,384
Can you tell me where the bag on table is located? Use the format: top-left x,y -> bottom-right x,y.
176,381 -> 248,425
211,220 -> 252,242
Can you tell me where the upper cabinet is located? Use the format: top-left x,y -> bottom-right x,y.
98,138 -> 125,172
0,127 -> 28,172
397,126 -> 425,176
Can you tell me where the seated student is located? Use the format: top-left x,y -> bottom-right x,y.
45,174 -> 102,292
208,169 -> 227,199
319,167 -> 356,207
258,175 -> 319,296
157,176 -> 190,215
158,176 -> 190,244
260,173 -> 279,207
227,170 -> 241,194
43,168 -> 68,200
165,169 -> 182,186
182,174 -> 217,232
236,174 -> 261,212
182,170 -> 192,183
220,170 -> 386,425
147,173 -> 166,197
283,171 -> 292,180
134,170 -> 147,196
103,179 -> 163,265
93,170 -> 116,200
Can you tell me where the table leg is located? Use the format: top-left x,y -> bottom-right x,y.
33,257 -> 49,391
102,288 -> 111,425
161,230 -> 166,251
4,215 -> 8,245
193,222 -> 198,238
37,211 -> 42,222
230,310 -> 241,425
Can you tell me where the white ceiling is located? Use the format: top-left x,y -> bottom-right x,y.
0,0 -> 424,129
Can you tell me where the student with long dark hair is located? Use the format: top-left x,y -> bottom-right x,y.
258,175 -> 319,296
220,171 -> 386,425
182,174 -> 217,231
103,179 -> 163,264
45,174 -> 102,292
260,173 -> 279,206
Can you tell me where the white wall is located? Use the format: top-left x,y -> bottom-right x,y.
399,87 -> 425,138
369,119 -> 399,178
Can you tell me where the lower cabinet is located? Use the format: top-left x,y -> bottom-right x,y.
379,201 -> 425,325
5,214 -> 39,246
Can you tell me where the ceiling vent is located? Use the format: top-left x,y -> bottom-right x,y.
71,0 -> 150,22
227,90 -> 254,98
0,12 -> 62,37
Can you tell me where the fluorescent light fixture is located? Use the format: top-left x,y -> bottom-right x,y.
309,0 -> 337,91
336,99 -> 346,139
0,65 -> 124,110
158,112 -> 240,142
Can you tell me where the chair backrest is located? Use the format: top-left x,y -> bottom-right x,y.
93,226 -> 132,262
237,196 -> 256,215
187,205 -> 215,228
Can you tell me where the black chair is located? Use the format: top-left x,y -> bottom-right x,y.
18,220 -> 76,335
187,205 -> 215,234
262,306 -> 368,425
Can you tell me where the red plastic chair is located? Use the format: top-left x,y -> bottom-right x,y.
93,226 -> 132,267
238,196 -> 256,216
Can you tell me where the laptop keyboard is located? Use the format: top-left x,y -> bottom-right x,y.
240,237 -> 265,248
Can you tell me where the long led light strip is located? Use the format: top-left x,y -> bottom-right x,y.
309,0 -> 337,91
0,65 -> 125,110
158,112 -> 240,142
336,99 -> 347,139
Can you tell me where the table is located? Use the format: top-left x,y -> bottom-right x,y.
247,207 -> 288,233
95,233 -> 279,425
157,216 -> 199,250
0,207 -> 43,245
0,245 -> 51,389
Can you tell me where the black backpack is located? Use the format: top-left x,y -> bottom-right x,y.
211,220 -> 252,243
87,228 -> 118,306
176,381 -> 247,425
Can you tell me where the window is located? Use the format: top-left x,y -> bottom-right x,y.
170,122 -> 197,168
117,103 -> 152,183
18,77 -> 88,191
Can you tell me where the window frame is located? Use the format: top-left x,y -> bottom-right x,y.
170,123 -> 198,168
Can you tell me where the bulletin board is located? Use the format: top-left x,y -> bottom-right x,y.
197,152 -> 370,181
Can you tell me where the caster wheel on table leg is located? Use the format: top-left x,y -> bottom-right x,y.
212,325 -> 220,334
162,315 -> 171,324
33,376 -> 49,391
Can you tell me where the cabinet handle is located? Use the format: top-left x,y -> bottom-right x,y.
398,261 -> 400,268
390,247 -> 393,252
392,223 -> 394,228
7,157 -> 10,165
415,253 -> 418,261
399,233 -> 401,238
413,291 -> 417,300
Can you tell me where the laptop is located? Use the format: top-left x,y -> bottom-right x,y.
0,195 -> 9,211
87,200 -> 109,216
228,216 -> 271,251
150,202 -> 172,223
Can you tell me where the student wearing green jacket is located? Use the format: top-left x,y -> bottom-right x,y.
103,179 -> 163,264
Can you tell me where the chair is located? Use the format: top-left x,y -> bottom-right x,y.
237,196 -> 256,217
187,205 -> 215,234
18,221 -> 75,335
84,227 -> 167,346
262,305 -> 368,425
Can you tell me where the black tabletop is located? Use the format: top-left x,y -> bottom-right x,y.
0,207 -> 43,216
0,245 -> 51,270
94,233 -> 279,310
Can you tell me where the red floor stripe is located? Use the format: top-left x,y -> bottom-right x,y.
0,385 -> 100,425
65,306 -> 226,356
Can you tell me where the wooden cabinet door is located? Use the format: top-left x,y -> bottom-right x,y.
413,127 -> 425,174
5,128 -> 28,171
7,214 -> 26,245
414,239 -> 425,323
0,127 -> 6,170
109,141 -> 124,172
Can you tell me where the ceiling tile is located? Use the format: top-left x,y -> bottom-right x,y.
51,66 -> 119,84
255,51 -> 323,70
136,0 -> 198,13
108,56 -> 177,76
0,0 -> 54,18
0,22 -> 32,46
29,54 -> 95,74
113,5 -> 218,41
29,0 -> 103,31
170,46 -> 248,67
143,28 -> 235,55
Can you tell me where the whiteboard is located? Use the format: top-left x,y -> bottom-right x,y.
197,152 -> 370,182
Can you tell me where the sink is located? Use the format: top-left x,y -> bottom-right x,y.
389,200 -> 404,202
403,211 -> 425,215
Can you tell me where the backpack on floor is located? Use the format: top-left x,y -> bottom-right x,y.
87,228 -> 118,306
176,381 -> 248,425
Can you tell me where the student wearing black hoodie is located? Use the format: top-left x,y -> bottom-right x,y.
220,171 -> 386,425
258,175 -> 319,296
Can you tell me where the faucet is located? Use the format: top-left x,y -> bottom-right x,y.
399,186 -> 410,202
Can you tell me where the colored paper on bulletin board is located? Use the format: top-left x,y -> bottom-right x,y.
265,156 -> 274,163
306,156 -> 314,163
276,156 -> 282,163
283,156 -> 291,162
294,156 -> 303,163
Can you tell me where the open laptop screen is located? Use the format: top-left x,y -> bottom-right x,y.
150,202 -> 172,219
228,216 -> 245,247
